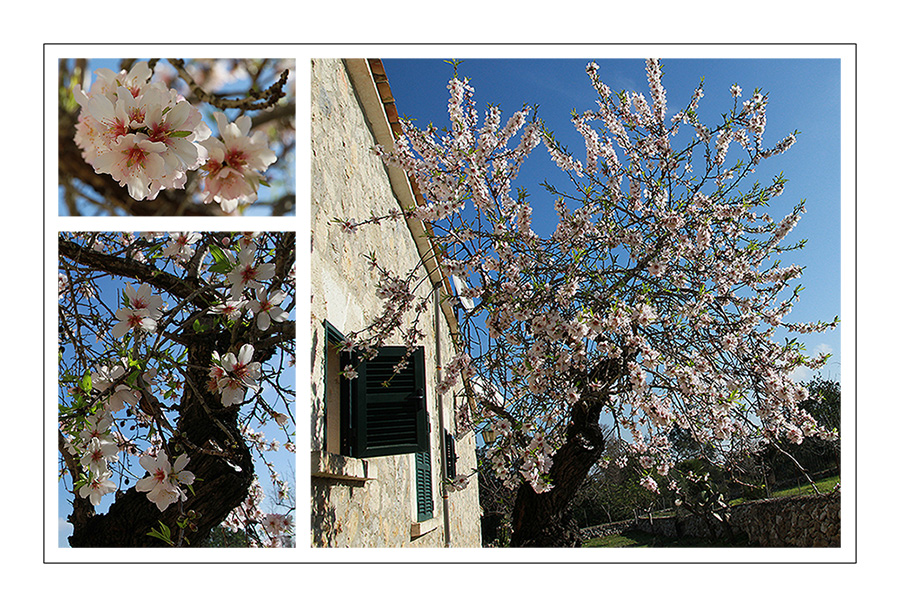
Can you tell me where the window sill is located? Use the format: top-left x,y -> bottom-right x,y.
311,450 -> 377,482
410,517 -> 439,538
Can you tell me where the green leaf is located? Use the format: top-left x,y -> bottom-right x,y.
208,261 -> 232,274
147,522 -> 174,546
208,243 -> 227,265
169,130 -> 193,138
81,371 -> 92,393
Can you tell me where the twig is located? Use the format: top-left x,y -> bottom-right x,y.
167,59 -> 290,112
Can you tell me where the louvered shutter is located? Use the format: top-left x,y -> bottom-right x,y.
414,450 -> 434,522
343,346 -> 429,457
444,431 -> 457,479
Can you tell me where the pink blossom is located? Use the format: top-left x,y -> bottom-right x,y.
110,306 -> 157,339
162,231 -> 201,262
211,298 -> 247,321
79,470 -> 117,506
200,112 -> 276,212
91,134 -> 167,200
80,436 -> 119,476
248,288 -> 289,330
124,283 -> 164,319
72,63 -> 210,201
135,452 -> 194,512
226,245 -> 276,299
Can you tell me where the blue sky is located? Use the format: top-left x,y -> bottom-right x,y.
381,57 -> 842,382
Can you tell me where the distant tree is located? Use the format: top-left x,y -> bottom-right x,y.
801,375 -> 841,433
570,436 -> 664,527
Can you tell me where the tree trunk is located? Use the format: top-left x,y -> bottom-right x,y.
68,331 -> 254,547
510,395 -> 607,547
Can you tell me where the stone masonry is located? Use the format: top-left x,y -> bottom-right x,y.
310,58 -> 482,548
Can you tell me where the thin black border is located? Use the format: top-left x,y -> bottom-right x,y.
45,42 -> 857,565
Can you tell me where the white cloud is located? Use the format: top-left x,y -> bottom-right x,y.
789,342 -> 838,383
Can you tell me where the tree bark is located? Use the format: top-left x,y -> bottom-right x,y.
510,395 -> 608,547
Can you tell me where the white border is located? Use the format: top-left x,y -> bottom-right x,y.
45,43 -> 855,565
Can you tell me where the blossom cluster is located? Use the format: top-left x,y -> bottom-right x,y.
73,61 -> 277,212
220,478 -> 294,547
68,411 -> 120,505
199,113 -> 277,212
74,62 -> 210,201
135,450 -> 195,512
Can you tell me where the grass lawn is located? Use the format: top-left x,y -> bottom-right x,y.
729,474 -> 840,506
770,474 -> 840,498
583,529 -> 753,548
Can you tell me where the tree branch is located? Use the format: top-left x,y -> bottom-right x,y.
58,238 -> 219,308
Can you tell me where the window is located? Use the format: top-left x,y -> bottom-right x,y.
323,322 -> 344,453
342,345 -> 429,458
444,430 -> 457,480
323,321 -> 430,458
322,321 -> 435,527
414,450 -> 434,522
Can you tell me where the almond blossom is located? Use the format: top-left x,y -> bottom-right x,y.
261,513 -> 293,543
199,112 -> 277,213
73,62 -> 211,201
211,298 -> 247,321
110,306 -> 157,339
79,470 -> 117,506
225,244 -> 276,299
248,288 -> 289,330
80,436 -> 119,476
135,451 -> 195,512
90,133 -> 167,200
124,283 -> 164,319
161,231 -> 201,262
91,361 -> 141,412
209,344 -> 261,407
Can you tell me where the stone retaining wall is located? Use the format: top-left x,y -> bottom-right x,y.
582,491 -> 840,547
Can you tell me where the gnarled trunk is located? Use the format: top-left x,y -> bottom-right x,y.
68,332 -> 254,547
510,396 -> 607,547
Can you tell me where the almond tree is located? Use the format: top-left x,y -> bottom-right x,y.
58,231 -> 295,547
339,59 -> 838,546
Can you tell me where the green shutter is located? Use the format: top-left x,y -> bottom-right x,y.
444,431 -> 457,479
415,449 -> 434,522
346,346 -> 429,458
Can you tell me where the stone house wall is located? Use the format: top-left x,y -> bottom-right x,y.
310,58 -> 482,548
